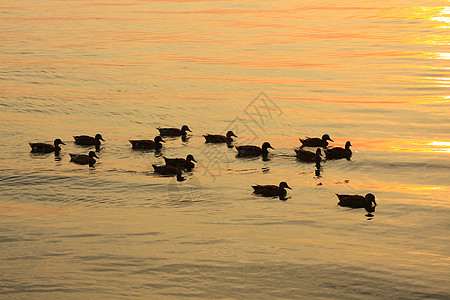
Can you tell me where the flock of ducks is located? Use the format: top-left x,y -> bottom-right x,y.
29,125 -> 377,216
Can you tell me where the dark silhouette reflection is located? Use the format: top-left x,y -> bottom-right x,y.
365,204 -> 376,220
181,135 -> 190,143
314,156 -> 322,177
176,172 -> 186,182
227,142 -> 234,148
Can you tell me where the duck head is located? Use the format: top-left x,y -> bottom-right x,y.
365,193 -> 377,206
88,151 -> 99,159
322,134 -> 334,142
154,136 -> 165,143
186,154 -> 197,163
181,125 -> 192,133
226,131 -> 237,138
262,142 -> 274,150
54,139 -> 66,146
279,182 -> 292,189
316,148 -> 322,156
95,134 -> 105,141
345,141 -> 352,149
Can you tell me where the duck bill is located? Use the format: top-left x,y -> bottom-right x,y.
329,139 -> 334,142
286,185 -> 292,189
192,159 -> 197,163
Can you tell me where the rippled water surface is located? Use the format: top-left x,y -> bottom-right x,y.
1,0 -> 449,298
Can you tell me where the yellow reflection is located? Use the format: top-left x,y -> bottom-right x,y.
431,6 -> 450,28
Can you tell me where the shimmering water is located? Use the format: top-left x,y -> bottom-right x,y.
1,0 -> 449,298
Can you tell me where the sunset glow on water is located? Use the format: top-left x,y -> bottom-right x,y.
1,0 -> 449,298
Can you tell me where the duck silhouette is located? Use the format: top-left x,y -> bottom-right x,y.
236,142 -> 273,158
129,136 -> 165,150
29,139 -> 65,154
299,134 -> 333,148
325,141 -> 352,160
157,125 -> 191,137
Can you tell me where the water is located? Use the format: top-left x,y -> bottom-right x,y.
1,0 -> 449,298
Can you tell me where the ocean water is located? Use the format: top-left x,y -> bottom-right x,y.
1,0 -> 449,298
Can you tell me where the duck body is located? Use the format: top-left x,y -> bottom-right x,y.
163,154 -> 196,170
69,151 -> 98,166
203,131 -> 237,143
29,139 -> 65,153
236,142 -> 273,157
152,164 -> 181,175
157,125 -> 191,137
300,134 -> 333,148
252,182 -> 292,197
129,136 -> 164,150
295,148 -> 322,162
336,193 -> 377,209
325,141 -> 352,160
74,133 -> 104,147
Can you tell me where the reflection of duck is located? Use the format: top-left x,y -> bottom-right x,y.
295,148 -> 322,162
203,131 -> 237,143
152,164 -> 181,175
157,125 -> 191,137
336,193 -> 377,209
163,154 -> 197,170
29,139 -> 65,154
252,182 -> 292,197
69,151 -> 98,166
325,141 -> 352,160
236,142 -> 273,157
300,134 -> 333,148
129,136 -> 164,150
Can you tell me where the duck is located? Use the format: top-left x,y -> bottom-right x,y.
236,142 -> 273,157
163,154 -> 197,170
29,139 -> 65,154
74,133 -> 104,151
69,151 -> 98,166
336,193 -> 377,209
129,136 -> 165,150
157,125 -> 191,137
299,134 -> 333,148
324,141 -> 352,160
252,182 -> 292,197
152,164 -> 181,175
203,131 -> 237,143
295,148 -> 322,163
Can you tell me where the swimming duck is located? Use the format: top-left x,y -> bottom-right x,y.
336,193 -> 377,209
129,136 -> 165,150
252,182 -> 292,197
69,151 -> 98,166
295,148 -> 322,163
29,139 -> 65,154
152,164 -> 181,175
299,134 -> 333,148
203,131 -> 237,143
157,125 -> 191,137
163,154 -> 197,170
74,134 -> 104,150
236,142 -> 273,157
324,141 -> 352,160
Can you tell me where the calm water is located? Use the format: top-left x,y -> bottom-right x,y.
1,0 -> 449,298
